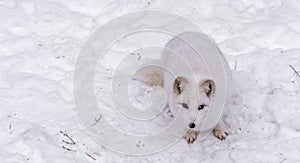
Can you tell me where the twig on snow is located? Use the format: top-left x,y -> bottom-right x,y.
62,146 -> 76,152
289,65 -> 300,78
60,130 -> 76,145
86,153 -> 96,160
91,115 -> 102,126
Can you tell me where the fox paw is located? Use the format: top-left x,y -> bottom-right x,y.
213,129 -> 228,141
184,130 -> 198,144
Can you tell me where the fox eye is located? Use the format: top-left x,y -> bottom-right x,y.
181,103 -> 189,109
198,104 -> 206,110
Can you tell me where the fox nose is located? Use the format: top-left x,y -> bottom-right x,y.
188,122 -> 195,128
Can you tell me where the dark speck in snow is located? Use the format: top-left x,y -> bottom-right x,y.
137,53 -> 141,60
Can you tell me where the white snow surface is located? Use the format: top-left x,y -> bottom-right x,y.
1,0 -> 300,162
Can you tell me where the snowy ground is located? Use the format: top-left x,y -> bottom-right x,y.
1,0 -> 300,162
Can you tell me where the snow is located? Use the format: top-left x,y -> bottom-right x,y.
1,0 -> 300,162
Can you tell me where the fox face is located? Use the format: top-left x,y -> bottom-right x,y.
170,77 -> 215,130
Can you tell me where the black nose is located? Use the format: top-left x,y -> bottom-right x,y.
188,122 -> 195,128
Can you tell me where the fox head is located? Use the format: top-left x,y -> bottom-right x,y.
171,76 -> 215,130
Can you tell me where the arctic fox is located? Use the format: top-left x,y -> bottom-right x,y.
139,32 -> 229,144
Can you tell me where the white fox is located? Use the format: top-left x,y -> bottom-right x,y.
137,32 -> 229,144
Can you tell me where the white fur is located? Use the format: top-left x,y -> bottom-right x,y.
135,34 -> 229,143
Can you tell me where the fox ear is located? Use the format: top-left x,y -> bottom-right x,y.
173,77 -> 188,95
199,79 -> 215,98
